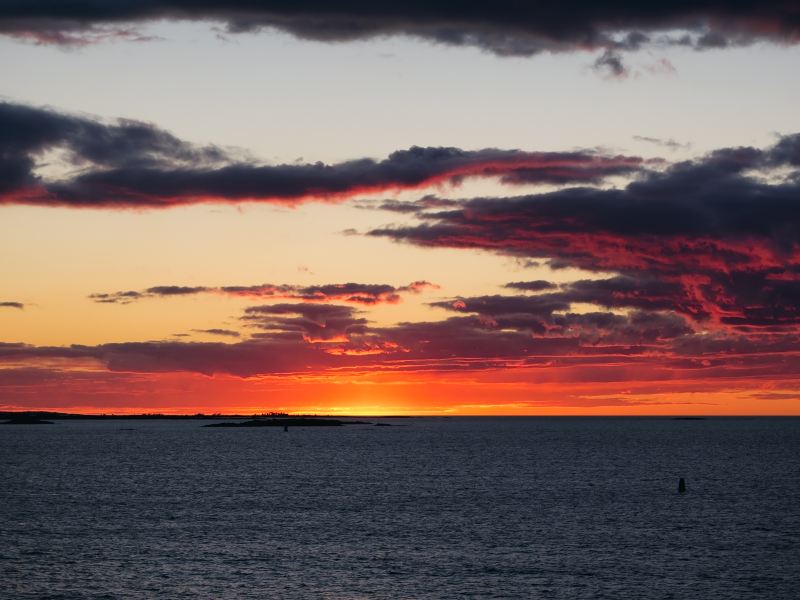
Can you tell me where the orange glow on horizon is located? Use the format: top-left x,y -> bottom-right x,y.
2,367 -> 798,416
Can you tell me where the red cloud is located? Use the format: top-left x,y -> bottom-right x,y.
372,135 -> 800,333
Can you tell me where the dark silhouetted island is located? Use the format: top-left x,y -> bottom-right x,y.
0,412 -> 406,428
204,418 -> 372,427
1,415 -> 54,425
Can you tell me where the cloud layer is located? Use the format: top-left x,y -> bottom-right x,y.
372,135 -> 800,333
90,280 -> 438,305
4,130 -> 799,386
2,287 -> 797,385
0,102 -> 646,208
2,101 -> 800,411
2,1 -> 799,62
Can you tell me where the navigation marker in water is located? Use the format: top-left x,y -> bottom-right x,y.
678,478 -> 686,493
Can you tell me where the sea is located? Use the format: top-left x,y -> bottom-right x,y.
1,417 -> 798,599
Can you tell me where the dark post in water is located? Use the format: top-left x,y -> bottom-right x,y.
678,477 -> 686,493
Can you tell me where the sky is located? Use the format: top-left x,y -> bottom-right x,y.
1,2 -> 800,415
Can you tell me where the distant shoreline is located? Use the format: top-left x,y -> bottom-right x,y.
1,412 -> 797,421
0,411 -> 413,421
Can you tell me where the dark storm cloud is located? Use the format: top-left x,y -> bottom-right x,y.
0,102 -> 647,208
0,301 -> 24,309
2,1 -> 799,62
90,280 -> 437,305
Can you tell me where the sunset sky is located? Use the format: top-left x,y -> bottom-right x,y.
1,2 -> 800,415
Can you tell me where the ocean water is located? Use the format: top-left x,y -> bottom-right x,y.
1,417 -> 799,599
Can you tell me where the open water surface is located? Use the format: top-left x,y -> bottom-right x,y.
1,417 -> 799,599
